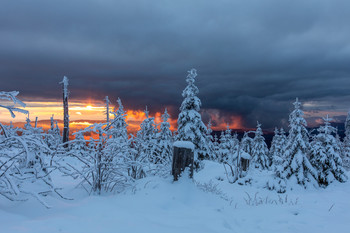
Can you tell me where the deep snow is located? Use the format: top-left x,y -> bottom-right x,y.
0,161 -> 349,233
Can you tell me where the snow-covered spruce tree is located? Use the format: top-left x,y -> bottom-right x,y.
231,132 -> 240,163
251,122 -> 269,170
342,110 -> 350,169
310,115 -> 348,186
218,126 -> 232,163
269,128 -> 285,170
335,133 -> 346,168
135,107 -> 157,163
46,115 -> 61,150
241,131 -> 253,156
278,98 -> 318,188
204,120 -> 215,160
212,134 -> 220,161
70,130 -> 86,156
176,69 -> 208,160
269,128 -> 279,164
23,116 -> 33,134
127,134 -> 145,179
279,128 -> 287,154
153,108 -> 173,165
105,98 -> 129,163
218,125 -> 240,165
104,98 -> 133,178
127,107 -> 158,178
109,98 -> 128,140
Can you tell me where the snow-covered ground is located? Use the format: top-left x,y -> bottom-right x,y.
0,161 -> 349,233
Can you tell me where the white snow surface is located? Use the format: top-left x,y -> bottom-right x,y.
174,140 -> 195,150
0,160 -> 349,233
240,151 -> 251,159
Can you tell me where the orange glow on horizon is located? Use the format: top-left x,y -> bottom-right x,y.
0,100 -> 249,137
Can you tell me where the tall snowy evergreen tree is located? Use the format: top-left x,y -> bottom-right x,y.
176,69 -> 208,158
136,107 -> 157,163
231,132 -> 240,164
212,134 -> 220,161
310,115 -> 348,186
218,126 -> 232,163
105,98 -> 129,163
109,98 -> 128,140
278,98 -> 317,187
279,128 -> 287,154
269,128 -> 286,170
204,120 -> 215,160
251,122 -> 269,170
153,108 -> 173,164
269,128 -> 279,159
241,131 -> 253,156
342,110 -> 350,169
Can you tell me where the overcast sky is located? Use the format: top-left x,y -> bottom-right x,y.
1,0 -> 350,129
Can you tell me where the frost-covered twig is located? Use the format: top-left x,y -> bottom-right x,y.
0,91 -> 28,118
195,180 -> 234,203
244,192 -> 298,206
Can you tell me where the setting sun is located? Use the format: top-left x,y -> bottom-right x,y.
86,105 -> 93,110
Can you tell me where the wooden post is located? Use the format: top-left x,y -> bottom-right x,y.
172,141 -> 194,181
240,151 -> 251,172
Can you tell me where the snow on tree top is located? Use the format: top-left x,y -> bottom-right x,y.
173,141 -> 195,150
60,76 -> 69,86
59,76 -> 69,98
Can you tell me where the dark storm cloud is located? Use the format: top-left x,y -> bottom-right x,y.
1,0 -> 350,128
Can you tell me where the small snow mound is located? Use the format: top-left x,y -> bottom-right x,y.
240,151 -> 251,159
173,141 -> 194,150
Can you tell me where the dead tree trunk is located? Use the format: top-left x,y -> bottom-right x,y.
105,96 -> 110,123
94,130 -> 103,194
60,76 -> 70,147
172,143 -> 194,181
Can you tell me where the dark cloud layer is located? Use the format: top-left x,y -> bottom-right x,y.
1,0 -> 350,128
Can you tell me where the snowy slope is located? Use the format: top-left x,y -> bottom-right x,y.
0,161 -> 349,233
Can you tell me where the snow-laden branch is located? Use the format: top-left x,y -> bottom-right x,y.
0,91 -> 28,118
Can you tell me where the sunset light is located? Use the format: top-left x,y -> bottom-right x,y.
2,1 -> 350,231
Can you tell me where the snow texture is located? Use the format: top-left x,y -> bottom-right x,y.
0,160 -> 349,233
173,140 -> 195,150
